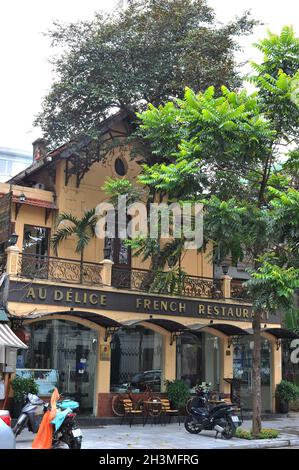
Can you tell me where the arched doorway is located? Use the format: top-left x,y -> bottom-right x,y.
176,331 -> 220,390
110,325 -> 163,392
16,319 -> 98,414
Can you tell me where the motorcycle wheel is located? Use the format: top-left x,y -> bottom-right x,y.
13,415 -> 28,437
184,415 -> 202,434
222,420 -> 236,440
66,437 -> 82,449
53,436 -> 82,449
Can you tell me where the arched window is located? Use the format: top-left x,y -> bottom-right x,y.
110,325 -> 163,392
176,332 -> 220,390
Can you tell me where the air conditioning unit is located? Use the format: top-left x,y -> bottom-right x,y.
4,347 -> 17,373
33,183 -> 45,190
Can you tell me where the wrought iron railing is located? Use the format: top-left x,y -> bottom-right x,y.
231,279 -> 250,301
18,253 -> 103,286
111,266 -> 223,299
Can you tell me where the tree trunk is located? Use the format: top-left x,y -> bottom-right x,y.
80,250 -> 84,284
252,309 -> 262,436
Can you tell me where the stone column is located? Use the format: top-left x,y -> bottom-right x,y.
5,245 -> 20,276
219,338 -> 233,396
162,333 -> 177,392
100,259 -> 114,287
95,328 -> 112,416
221,274 -> 232,299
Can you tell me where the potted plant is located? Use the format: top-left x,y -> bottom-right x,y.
275,380 -> 299,414
165,379 -> 190,412
11,375 -> 39,418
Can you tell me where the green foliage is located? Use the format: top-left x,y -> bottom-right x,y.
35,0 -> 257,146
137,85 -> 275,202
11,376 -> 39,403
250,26 -> 299,141
165,379 -> 190,409
284,308 -> 299,332
236,428 -> 279,440
102,178 -> 142,206
134,25 -> 299,435
245,260 -> 299,314
51,209 -> 96,258
276,380 -> 299,403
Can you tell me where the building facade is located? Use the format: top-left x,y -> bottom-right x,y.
0,147 -> 32,183
0,112 -> 289,416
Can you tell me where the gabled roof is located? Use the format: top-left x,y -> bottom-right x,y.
8,109 -> 135,186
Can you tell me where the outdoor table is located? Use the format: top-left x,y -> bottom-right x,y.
143,400 -> 163,426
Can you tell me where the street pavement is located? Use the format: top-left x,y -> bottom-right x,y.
15,415 -> 299,449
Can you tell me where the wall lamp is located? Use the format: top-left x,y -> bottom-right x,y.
104,326 -> 119,342
8,232 -> 19,246
170,331 -> 182,346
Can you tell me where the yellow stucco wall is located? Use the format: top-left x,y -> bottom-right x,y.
1,140 -> 213,276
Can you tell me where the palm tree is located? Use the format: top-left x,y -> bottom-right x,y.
51,209 -> 96,283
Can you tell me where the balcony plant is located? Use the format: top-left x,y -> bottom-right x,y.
51,209 -> 96,283
11,375 -> 39,418
275,380 -> 299,413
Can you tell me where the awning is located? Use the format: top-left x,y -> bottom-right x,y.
21,311 -> 121,329
122,318 -> 187,332
188,322 -> 249,337
0,324 -> 28,349
262,328 -> 299,339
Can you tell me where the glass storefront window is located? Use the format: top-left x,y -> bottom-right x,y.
233,337 -> 272,412
282,339 -> 299,386
176,332 -> 220,390
110,326 -> 163,392
17,320 -> 97,413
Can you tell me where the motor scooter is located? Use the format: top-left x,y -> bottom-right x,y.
13,393 -> 82,449
184,385 -> 242,439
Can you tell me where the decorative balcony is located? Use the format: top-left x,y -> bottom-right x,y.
231,278 -> 250,301
111,265 -> 223,300
2,249 -> 252,303
17,253 -> 103,286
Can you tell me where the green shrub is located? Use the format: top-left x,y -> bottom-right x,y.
258,429 -> 280,439
276,380 -> 299,403
11,376 -> 39,402
236,428 -> 253,440
236,428 -> 279,440
165,379 -> 190,409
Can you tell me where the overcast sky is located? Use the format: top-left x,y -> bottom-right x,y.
0,0 -> 299,152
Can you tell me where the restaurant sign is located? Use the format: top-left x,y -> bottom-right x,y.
8,281 -> 279,323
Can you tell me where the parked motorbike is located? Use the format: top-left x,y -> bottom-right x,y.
13,393 -> 82,449
184,385 -> 242,439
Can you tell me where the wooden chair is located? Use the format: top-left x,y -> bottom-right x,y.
160,399 -> 180,425
120,399 -> 143,427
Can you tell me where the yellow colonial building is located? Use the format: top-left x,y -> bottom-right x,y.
0,111 -> 288,416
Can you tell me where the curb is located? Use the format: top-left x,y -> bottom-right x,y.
213,438 -> 299,449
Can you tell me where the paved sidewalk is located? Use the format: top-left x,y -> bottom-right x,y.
15,416 -> 299,449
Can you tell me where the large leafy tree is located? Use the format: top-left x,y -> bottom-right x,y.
35,0 -> 257,146
111,26 -> 299,435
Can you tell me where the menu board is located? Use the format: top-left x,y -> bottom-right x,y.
0,192 -> 11,244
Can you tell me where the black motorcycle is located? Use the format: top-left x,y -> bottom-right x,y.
184,385 -> 242,439
13,393 -> 82,449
